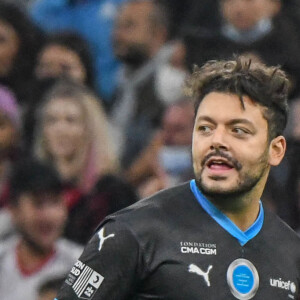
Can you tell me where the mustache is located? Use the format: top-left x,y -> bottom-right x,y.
201,149 -> 242,171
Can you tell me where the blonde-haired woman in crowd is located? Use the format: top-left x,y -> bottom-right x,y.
35,79 -> 117,191
34,80 -> 137,244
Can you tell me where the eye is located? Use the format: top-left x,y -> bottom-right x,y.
232,127 -> 250,136
198,125 -> 213,135
44,115 -> 57,126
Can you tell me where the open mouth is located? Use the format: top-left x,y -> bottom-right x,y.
206,157 -> 234,171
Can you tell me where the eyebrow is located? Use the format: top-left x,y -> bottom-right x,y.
195,116 -> 256,129
195,116 -> 217,125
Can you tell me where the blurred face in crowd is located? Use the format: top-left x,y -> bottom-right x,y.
0,20 -> 20,77
220,0 -> 280,30
0,112 -> 17,155
162,103 -> 194,146
113,1 -> 156,66
35,45 -> 87,84
192,92 -> 285,200
43,97 -> 87,160
11,191 -> 67,253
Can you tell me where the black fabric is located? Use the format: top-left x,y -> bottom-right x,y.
63,175 -> 138,245
57,182 -> 300,299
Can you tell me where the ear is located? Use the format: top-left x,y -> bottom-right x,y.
154,25 -> 168,43
268,135 -> 286,166
269,0 -> 281,17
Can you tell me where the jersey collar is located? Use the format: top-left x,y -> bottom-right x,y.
190,179 -> 264,246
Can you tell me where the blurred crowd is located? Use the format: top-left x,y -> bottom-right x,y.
0,0 -> 300,298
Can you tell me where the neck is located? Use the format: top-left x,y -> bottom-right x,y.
218,196 -> 260,231
0,159 -> 9,178
204,181 -> 265,231
17,239 -> 55,275
55,156 -> 81,182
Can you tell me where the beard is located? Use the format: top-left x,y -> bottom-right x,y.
114,42 -> 150,68
195,148 -> 269,206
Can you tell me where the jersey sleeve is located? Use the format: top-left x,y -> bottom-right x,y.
56,219 -> 142,300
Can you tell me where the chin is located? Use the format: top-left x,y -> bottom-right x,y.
200,182 -> 239,196
200,176 -> 238,191
196,175 -> 260,201
38,240 -> 56,253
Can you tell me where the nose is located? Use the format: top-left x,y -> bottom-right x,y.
210,127 -> 228,151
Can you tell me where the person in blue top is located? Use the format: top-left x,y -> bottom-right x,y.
56,56 -> 300,299
30,0 -> 128,103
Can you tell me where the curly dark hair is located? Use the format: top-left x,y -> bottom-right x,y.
185,56 -> 290,139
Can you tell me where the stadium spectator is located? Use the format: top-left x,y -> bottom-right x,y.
0,159 -> 82,300
35,31 -> 96,91
111,0 -> 185,168
0,1 -> 43,107
126,98 -> 194,197
34,80 -> 137,244
179,0 -> 300,39
183,0 -> 300,97
24,31 -> 97,151
0,85 -> 23,240
0,86 -> 21,203
30,0 -> 128,102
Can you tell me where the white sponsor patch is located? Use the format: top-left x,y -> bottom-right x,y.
66,260 -> 104,300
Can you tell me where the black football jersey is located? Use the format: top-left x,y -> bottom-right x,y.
56,181 -> 300,300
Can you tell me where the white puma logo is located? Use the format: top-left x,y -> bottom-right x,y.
188,264 -> 213,287
97,227 -> 115,252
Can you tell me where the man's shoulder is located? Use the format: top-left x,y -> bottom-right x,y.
111,182 -> 192,218
264,208 -> 300,244
99,182 -> 194,235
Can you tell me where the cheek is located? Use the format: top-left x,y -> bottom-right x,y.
47,205 -> 67,224
192,134 -> 207,159
14,208 -> 36,228
68,125 -> 86,143
43,126 -> 58,149
69,62 -> 86,83
0,127 -> 16,144
236,144 -> 269,171
7,42 -> 19,61
0,40 -> 19,69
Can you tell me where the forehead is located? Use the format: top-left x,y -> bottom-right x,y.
195,92 -> 267,125
19,191 -> 63,207
164,105 -> 194,126
221,0 -> 271,6
45,96 -> 83,113
40,45 -> 79,60
0,19 -> 17,35
119,1 -> 153,21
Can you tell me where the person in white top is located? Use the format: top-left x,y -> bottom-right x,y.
0,159 -> 82,300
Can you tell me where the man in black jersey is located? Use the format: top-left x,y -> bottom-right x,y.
56,56 -> 300,300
